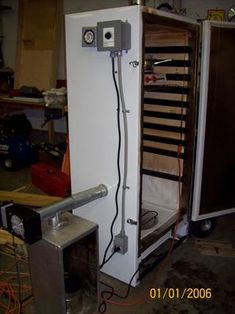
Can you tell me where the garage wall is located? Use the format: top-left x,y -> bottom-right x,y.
1,0 -> 130,133
1,0 -> 19,70
1,0 -> 234,132
2,0 -> 235,75
181,0 -> 235,20
1,0 -> 129,72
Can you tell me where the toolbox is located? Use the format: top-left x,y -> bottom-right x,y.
31,163 -> 70,197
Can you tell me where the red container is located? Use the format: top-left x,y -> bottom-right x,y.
31,163 -> 70,197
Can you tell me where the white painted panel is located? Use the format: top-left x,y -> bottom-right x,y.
65,6 -> 142,285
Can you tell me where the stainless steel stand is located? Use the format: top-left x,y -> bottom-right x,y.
28,212 -> 99,314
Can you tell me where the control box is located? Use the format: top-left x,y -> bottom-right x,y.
82,20 -> 131,52
97,20 -> 131,52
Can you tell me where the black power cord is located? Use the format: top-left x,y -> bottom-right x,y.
100,56 -> 121,270
98,268 -> 139,313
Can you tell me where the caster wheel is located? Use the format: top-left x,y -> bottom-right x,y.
191,218 -> 216,238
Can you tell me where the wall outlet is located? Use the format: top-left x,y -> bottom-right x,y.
114,233 -> 128,254
102,27 -> 115,48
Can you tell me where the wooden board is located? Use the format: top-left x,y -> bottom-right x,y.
144,104 -> 187,114
145,91 -> 188,101
0,191 -> 62,207
143,152 -> 183,176
15,0 -> 63,90
195,240 -> 235,258
0,229 -> 24,245
145,31 -> 189,47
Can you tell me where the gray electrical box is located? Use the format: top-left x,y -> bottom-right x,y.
97,20 -> 131,52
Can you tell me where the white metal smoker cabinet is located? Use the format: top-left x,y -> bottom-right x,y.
65,5 -> 202,285
65,6 -> 142,285
65,7 -> 235,286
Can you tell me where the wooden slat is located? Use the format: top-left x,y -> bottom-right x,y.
144,116 -> 186,128
143,152 -> 183,176
144,122 -> 186,133
145,91 -> 188,102
153,66 -> 189,74
143,134 -> 186,146
0,191 -> 62,207
145,80 -> 189,87
145,31 -> 189,47
145,53 -> 189,61
145,46 -> 192,54
142,169 -> 182,182
143,140 -> 184,153
144,97 -> 189,108
0,229 -> 24,245
144,110 -> 187,121
143,146 -> 185,159
144,85 -> 190,94
144,104 -> 187,115
144,128 -> 186,140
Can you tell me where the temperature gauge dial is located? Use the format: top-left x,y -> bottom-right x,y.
82,27 -> 97,47
83,30 -> 95,44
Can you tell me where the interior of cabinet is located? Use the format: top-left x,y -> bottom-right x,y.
139,13 -> 198,253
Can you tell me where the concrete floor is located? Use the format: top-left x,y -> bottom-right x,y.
0,166 -> 235,314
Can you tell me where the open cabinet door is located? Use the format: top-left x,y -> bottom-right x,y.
192,21 -> 235,221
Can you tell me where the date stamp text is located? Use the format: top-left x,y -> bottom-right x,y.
149,288 -> 212,300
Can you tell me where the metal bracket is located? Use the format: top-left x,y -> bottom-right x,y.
129,60 -> 139,68
127,218 -> 137,225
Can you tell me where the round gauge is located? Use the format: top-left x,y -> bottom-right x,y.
83,30 -> 95,45
11,214 -> 24,238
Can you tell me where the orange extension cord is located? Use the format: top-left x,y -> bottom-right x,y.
0,243 -> 33,314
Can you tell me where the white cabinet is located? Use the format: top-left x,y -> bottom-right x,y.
65,6 -> 235,285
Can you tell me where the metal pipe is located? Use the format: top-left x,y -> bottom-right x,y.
38,184 -> 108,220
117,53 -> 128,236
